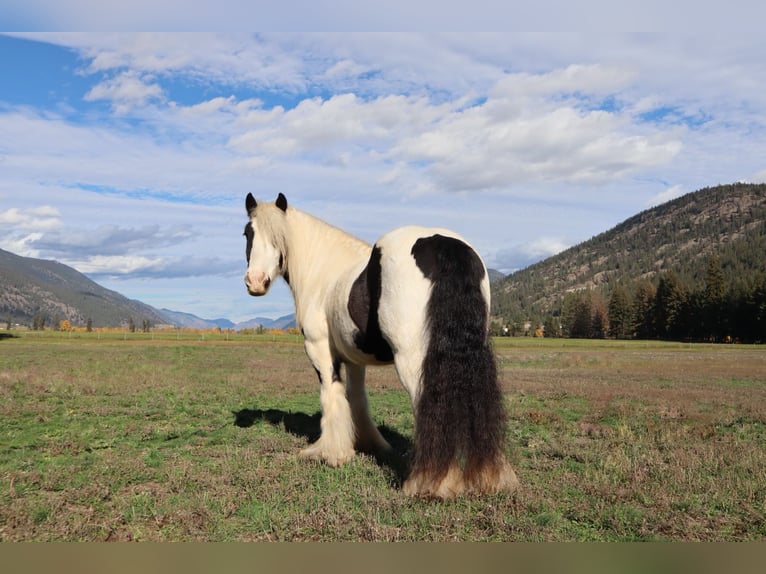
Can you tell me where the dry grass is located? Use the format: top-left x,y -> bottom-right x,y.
0,333 -> 764,540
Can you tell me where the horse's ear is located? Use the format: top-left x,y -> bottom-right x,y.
276,193 -> 288,212
246,193 -> 257,214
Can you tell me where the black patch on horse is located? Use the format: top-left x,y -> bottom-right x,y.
348,245 -> 394,362
410,234 -> 484,284
244,222 -> 254,263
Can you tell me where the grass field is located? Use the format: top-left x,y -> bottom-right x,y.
1,331 -> 764,541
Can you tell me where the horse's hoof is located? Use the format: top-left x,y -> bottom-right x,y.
299,445 -> 355,467
403,465 -> 465,499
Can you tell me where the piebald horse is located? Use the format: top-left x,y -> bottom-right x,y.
243,193 -> 518,498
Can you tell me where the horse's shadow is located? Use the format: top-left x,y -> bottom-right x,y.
233,407 -> 412,486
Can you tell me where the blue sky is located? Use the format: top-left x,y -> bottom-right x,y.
1,32 -> 766,322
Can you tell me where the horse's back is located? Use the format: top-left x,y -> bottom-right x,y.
333,224 -> 490,369
374,225 -> 490,350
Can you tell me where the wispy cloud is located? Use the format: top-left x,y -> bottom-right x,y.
25,224 -> 193,257
74,254 -> 238,279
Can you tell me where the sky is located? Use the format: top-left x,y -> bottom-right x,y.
1,31 -> 766,323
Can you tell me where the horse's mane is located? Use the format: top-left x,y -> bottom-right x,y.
254,201 -> 370,327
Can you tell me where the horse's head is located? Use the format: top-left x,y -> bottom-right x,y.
244,192 -> 288,296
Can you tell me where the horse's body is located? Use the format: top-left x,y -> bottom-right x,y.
243,193 -> 518,498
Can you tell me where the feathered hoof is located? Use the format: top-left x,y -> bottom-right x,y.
404,458 -> 520,499
466,457 -> 520,495
299,442 -> 355,467
403,464 -> 466,499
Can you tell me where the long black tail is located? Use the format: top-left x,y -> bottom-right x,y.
409,235 -> 510,493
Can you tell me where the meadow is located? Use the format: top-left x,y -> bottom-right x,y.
0,331 -> 764,541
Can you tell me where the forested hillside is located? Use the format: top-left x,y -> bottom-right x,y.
491,183 -> 766,342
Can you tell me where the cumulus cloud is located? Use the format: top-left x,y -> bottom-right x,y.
0,206 -> 61,230
223,65 -> 682,193
84,70 -> 164,113
493,236 -> 571,272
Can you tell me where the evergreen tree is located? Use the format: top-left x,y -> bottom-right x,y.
633,282 -> 656,339
591,292 -> 609,339
562,291 -> 592,338
654,271 -> 688,340
703,254 -> 726,341
608,285 -> 634,339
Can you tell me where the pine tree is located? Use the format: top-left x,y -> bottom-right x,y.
633,282 -> 656,339
608,285 -> 634,339
704,254 -> 726,341
654,271 -> 688,340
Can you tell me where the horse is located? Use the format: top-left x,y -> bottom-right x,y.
243,192 -> 519,498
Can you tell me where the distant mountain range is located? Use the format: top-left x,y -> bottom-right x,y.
0,247 -> 295,330
157,309 -> 296,331
0,247 -> 168,328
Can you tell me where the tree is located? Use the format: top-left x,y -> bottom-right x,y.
654,271 -> 688,340
543,315 -> 562,338
608,285 -> 634,339
562,291 -> 593,338
703,254 -> 726,341
633,282 -> 656,339
32,313 -> 47,331
590,292 -> 609,339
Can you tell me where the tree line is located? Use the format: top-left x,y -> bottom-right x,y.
543,256 -> 766,343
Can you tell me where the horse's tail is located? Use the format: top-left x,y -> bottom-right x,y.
407,235 -> 518,498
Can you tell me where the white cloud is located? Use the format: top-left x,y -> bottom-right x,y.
0,206 -> 61,230
27,224 -> 193,257
646,185 -> 685,207
493,237 -> 571,272
84,70 -> 164,113
69,254 -> 237,279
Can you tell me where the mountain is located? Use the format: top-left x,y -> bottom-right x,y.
0,248 -> 167,328
155,308 -> 235,330
0,246 -> 296,330
235,314 -> 296,330
158,309 -> 295,331
491,182 -> 766,324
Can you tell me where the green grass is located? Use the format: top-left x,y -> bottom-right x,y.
1,332 -> 764,540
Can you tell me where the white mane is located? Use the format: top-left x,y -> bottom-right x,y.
254,203 -> 370,328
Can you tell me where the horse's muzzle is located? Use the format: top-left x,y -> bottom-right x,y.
245,272 -> 271,296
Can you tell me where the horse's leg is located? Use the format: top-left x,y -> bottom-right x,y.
300,338 -> 355,466
345,364 -> 391,454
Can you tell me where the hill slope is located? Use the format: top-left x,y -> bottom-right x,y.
491,183 -> 766,323
0,248 -> 167,328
